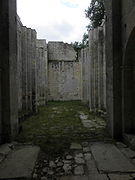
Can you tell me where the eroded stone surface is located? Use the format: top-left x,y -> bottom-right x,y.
83,147 -> 90,153
75,157 -> 85,164
84,153 -> 91,160
59,176 -> 88,180
79,114 -> 88,120
120,148 -> 135,159
0,145 -> 40,179
70,143 -> 82,150
74,165 -> 84,175
0,144 -> 12,156
108,174 -> 132,180
82,120 -> 96,128
116,142 -> 127,148
91,143 -> 135,173
88,174 -> 108,180
75,153 -> 83,158
86,159 -> 98,174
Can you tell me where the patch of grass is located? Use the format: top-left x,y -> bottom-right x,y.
16,101 -> 111,157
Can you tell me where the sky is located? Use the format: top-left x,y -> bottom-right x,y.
17,0 -> 91,43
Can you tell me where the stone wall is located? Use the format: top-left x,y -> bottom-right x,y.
17,17 -> 47,119
81,26 -> 106,111
48,42 -> 82,101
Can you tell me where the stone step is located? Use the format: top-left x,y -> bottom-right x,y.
0,145 -> 40,180
91,143 -> 135,173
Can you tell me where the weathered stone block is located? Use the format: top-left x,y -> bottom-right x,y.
48,41 -> 77,61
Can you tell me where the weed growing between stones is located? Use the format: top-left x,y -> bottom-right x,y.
16,101 -> 111,157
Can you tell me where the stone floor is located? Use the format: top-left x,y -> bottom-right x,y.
32,141 -> 135,180
0,101 -> 135,180
0,141 -> 135,180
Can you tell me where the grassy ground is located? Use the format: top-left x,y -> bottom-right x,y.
16,101 -> 111,157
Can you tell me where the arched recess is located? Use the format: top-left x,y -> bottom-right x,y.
122,27 -> 135,134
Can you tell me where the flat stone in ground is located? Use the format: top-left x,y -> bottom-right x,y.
91,143 -> 135,173
124,134 -> 135,149
75,153 -> 83,159
49,161 -> 56,168
86,159 -> 98,174
75,157 -> 85,164
82,120 -> 96,128
33,173 -> 38,179
84,153 -> 91,160
82,142 -> 89,147
63,160 -> 72,164
41,177 -> 47,180
0,145 -> 40,179
132,159 -> 135,166
70,143 -> 82,150
57,161 -> 64,167
0,154 -> 5,163
116,142 -> 127,148
79,114 -> 88,120
63,164 -> 72,173
42,167 -> 48,173
83,147 -> 90,153
59,176 -> 88,180
108,174 -> 132,180
0,144 -> 12,156
74,165 -> 84,175
66,155 -> 73,160
120,148 -> 135,159
88,174 -> 108,180
48,170 -> 54,175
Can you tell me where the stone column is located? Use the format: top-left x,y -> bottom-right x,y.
27,28 -> 33,112
31,29 -> 37,112
105,0 -> 122,139
89,30 -> 94,110
22,26 -> 28,113
98,27 -> 104,110
17,16 -> 23,115
36,40 -> 48,106
0,0 -> 18,142
103,25 -> 106,109
94,29 -> 99,109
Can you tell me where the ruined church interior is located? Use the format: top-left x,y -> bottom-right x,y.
0,0 -> 135,179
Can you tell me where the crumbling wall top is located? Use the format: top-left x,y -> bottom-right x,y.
48,41 -> 77,61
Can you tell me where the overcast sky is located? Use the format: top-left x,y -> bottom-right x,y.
17,0 -> 90,43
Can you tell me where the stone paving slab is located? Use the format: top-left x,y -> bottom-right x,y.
0,145 -> 40,179
88,174 -> 108,180
82,120 -> 96,128
120,148 -> 135,159
70,143 -> 82,150
108,174 -> 132,180
0,143 -> 12,156
86,159 -> 98,174
74,165 -> 84,175
91,143 -> 135,173
59,176 -> 88,180
79,114 -> 88,120
116,142 -> 127,148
